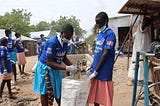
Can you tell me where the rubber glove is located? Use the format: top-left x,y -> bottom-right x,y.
88,71 -> 98,80
66,65 -> 77,74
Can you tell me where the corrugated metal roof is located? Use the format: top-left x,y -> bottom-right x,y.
0,29 -> 36,41
119,0 -> 160,15
30,30 -> 51,38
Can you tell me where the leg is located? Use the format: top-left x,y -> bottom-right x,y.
94,103 -> 100,106
22,65 -> 25,74
12,63 -> 17,82
41,94 -> 48,106
6,79 -> 16,99
55,98 -> 61,106
18,65 -> 22,75
0,80 -> 6,97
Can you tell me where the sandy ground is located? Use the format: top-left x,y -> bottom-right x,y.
0,55 -> 145,106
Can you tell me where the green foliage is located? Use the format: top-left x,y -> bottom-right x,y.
0,9 -> 86,38
0,9 -> 32,36
33,21 -> 51,31
85,34 -> 96,45
50,16 -> 86,36
85,25 -> 98,45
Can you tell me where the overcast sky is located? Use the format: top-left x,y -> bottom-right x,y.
0,0 -> 128,36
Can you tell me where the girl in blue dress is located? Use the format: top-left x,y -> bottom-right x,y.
33,24 -> 77,106
0,37 -> 17,102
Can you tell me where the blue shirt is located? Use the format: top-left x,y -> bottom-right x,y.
37,39 -> 46,59
39,35 -> 68,65
15,38 -> 25,53
91,28 -> 116,81
0,46 -> 12,73
7,37 -> 15,52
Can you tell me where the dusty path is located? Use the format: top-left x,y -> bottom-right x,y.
0,55 -> 144,106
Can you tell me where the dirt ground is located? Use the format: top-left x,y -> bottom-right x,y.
0,55 -> 144,106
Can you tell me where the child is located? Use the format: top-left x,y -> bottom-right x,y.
15,33 -> 27,76
0,37 -> 16,102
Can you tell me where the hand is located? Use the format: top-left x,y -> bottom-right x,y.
88,71 -> 98,80
66,65 -> 77,74
86,68 -> 92,76
3,69 -> 8,75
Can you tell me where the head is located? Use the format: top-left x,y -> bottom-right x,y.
95,12 -> 109,28
5,29 -> 11,37
37,41 -> 42,46
142,15 -> 151,30
40,34 -> 45,39
0,37 -> 8,46
60,24 -> 74,43
15,32 -> 21,38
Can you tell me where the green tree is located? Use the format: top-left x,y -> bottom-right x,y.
0,9 -> 32,36
34,21 -> 51,31
85,24 -> 98,45
50,16 -> 86,36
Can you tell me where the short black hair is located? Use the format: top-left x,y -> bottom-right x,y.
15,32 -> 21,38
40,34 -> 44,37
5,29 -> 11,35
61,24 -> 73,35
96,12 -> 109,24
0,37 -> 8,46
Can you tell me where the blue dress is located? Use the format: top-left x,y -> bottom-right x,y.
33,34 -> 68,99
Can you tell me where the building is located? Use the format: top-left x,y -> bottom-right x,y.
0,29 -> 37,56
108,15 -> 139,53
30,30 -> 51,39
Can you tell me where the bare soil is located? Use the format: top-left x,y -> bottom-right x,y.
0,55 -> 144,106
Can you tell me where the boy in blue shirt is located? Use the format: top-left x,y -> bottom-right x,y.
0,37 -> 16,102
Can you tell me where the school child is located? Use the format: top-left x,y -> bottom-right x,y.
0,37 -> 17,102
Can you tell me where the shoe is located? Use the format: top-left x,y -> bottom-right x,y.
127,79 -> 134,86
9,96 -> 17,99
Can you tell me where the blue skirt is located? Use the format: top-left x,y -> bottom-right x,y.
33,61 -> 62,99
9,51 -> 18,63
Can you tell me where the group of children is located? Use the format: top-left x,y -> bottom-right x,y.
0,29 -> 27,102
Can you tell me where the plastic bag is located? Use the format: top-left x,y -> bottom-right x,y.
61,75 -> 90,106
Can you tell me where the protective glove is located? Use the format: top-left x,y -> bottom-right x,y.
86,68 -> 92,76
66,65 -> 77,74
88,71 -> 98,80
3,69 -> 8,75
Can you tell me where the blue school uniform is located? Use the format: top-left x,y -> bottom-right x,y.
7,36 -> 17,63
14,38 -> 25,53
33,34 -> 68,99
91,28 -> 116,81
37,39 -> 46,59
0,46 -> 12,74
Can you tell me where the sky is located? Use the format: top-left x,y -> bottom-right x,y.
0,0 -> 128,36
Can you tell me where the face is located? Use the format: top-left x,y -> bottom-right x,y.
95,17 -> 105,28
5,32 -> 11,37
62,32 -> 73,40
40,35 -> 44,39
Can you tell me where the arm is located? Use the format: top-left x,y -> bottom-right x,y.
95,49 -> 109,73
1,57 -> 7,70
46,57 -> 66,70
63,54 -> 72,66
